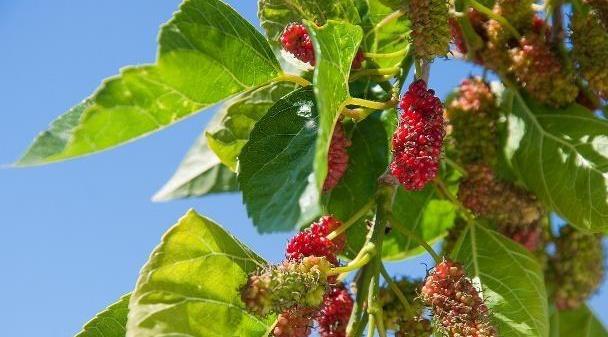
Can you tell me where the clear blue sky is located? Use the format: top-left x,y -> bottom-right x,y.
0,1 -> 605,336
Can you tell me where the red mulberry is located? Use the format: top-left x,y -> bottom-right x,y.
241,256 -> 331,316
408,0 -> 450,59
315,283 -> 354,337
281,23 -> 316,65
548,225 -> 605,310
273,307 -> 315,337
572,12 -> 608,99
323,123 -> 352,192
286,216 -> 345,265
422,260 -> 497,337
390,80 -> 445,191
446,77 -> 499,166
509,33 -> 579,107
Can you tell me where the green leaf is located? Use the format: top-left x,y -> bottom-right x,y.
384,186 -> 456,260
127,209 -> 274,337
206,83 -> 297,171
360,0 -> 411,68
503,89 -> 608,233
306,20 -> 363,190
452,223 -> 549,337
239,87 -> 322,232
550,305 -> 608,337
258,0 -> 360,46
75,294 -> 130,337
153,132 -> 237,202
18,0 -> 281,166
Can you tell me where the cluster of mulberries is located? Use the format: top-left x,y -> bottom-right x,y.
379,278 -> 424,330
572,12 -> 608,99
323,123 -> 352,192
408,0 -> 450,59
446,77 -> 499,166
548,225 -> 605,310
458,164 -> 547,253
422,260 -> 498,337
509,32 -> 579,107
280,23 -> 364,69
241,256 -> 331,316
286,216 -> 345,265
390,80 -> 445,191
316,283 -> 354,337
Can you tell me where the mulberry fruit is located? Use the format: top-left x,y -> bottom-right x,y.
273,307 -> 315,337
395,317 -> 433,337
281,23 -> 315,65
408,0 -> 450,59
548,225 -> 605,310
379,278 -> 425,331
323,123 -> 352,192
458,164 -> 543,229
390,80 -> 445,191
572,12 -> 608,99
493,0 -> 534,32
286,216 -> 345,265
509,32 -> 579,107
446,77 -> 499,166
241,256 -> 331,316
315,283 -> 354,337
422,259 -> 498,337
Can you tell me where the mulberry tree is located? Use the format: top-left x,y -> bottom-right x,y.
17,0 -> 608,336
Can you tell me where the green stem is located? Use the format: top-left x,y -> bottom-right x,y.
350,67 -> 401,81
346,97 -> 397,110
375,312 -> 388,337
364,49 -> 409,60
389,215 -> 442,264
328,199 -> 375,240
275,73 -> 311,87
443,156 -> 468,176
328,243 -> 376,276
467,0 -> 521,39
380,264 -> 414,315
434,178 -> 477,225
367,313 -> 377,337
346,267 -> 372,337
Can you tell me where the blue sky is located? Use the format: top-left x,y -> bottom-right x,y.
0,1 -> 605,336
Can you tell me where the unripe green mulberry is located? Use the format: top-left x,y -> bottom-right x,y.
409,0 -> 450,60
479,20 -> 513,75
396,317 -> 433,337
585,0 -> 608,29
446,77 -> 499,166
509,33 -> 579,107
548,225 -> 605,310
572,12 -> 608,99
379,278 -> 424,331
241,256 -> 331,316
493,0 -> 534,31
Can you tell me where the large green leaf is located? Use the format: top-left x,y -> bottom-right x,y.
239,87 -> 322,232
152,132 -> 237,202
75,294 -> 130,337
206,83 -> 297,171
360,0 -> 411,68
258,0 -> 360,46
127,209 -> 274,337
18,0 -> 281,166
452,223 -> 549,337
502,89 -> 608,233
550,305 -> 608,337
385,186 -> 456,260
306,20 -> 363,190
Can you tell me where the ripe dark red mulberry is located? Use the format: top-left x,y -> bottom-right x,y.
273,307 -> 315,337
323,123 -> 352,192
315,283 -> 354,337
548,225 -> 605,310
422,260 -> 497,337
281,23 -> 316,65
390,80 -> 445,191
286,216 -> 345,265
